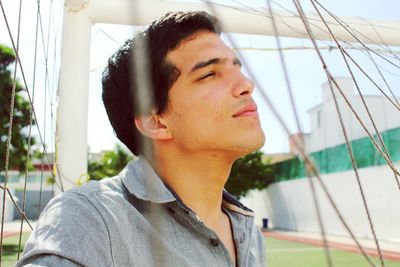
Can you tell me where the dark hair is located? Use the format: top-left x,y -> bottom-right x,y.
102,11 -> 220,156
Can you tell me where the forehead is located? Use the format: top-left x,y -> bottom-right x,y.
166,31 -> 236,74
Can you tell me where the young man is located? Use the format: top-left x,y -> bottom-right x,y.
17,11 -> 266,266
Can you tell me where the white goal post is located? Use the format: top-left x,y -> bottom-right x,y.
57,0 -> 400,191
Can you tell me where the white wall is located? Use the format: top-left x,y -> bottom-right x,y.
244,162 -> 400,242
240,189 -> 271,228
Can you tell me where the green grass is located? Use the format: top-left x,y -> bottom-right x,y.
1,233 -> 30,267
265,236 -> 400,267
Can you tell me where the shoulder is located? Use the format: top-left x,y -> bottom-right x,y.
34,176 -> 125,226
18,177 -> 123,266
68,175 -> 125,198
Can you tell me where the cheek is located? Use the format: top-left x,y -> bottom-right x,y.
197,99 -> 225,124
199,88 -> 228,123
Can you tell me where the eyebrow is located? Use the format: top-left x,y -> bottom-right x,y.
189,57 -> 242,75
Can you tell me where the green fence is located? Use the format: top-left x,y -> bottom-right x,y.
273,127 -> 400,183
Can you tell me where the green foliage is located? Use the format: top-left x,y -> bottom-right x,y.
88,145 -> 134,181
0,44 -> 36,172
225,150 -> 274,198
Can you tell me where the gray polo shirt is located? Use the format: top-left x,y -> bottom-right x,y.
17,157 -> 265,267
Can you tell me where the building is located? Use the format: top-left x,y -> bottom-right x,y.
0,153 -> 55,222
304,77 -> 399,153
242,77 -> 400,242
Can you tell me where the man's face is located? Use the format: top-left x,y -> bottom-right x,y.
161,31 -> 265,158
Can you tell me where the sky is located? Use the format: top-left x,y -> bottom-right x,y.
1,0 -> 399,155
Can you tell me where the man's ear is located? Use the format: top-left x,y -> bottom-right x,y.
134,114 -> 172,140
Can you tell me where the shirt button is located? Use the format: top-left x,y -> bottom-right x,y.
210,238 -> 219,247
240,233 -> 246,243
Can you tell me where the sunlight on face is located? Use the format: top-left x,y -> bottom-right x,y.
162,31 -> 265,158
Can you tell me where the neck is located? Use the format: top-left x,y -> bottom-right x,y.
154,148 -> 235,226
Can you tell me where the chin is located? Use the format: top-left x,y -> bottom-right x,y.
234,131 -> 266,157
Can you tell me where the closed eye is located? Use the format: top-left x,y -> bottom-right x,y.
197,71 -> 216,81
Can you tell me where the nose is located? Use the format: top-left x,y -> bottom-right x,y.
232,70 -> 255,98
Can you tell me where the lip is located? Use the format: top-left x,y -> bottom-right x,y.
232,102 -> 259,117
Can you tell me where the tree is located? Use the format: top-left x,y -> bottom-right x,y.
87,145 -> 134,181
0,44 -> 36,172
225,150 -> 274,198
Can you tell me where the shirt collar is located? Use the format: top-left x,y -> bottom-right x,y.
222,190 -> 254,217
120,156 -> 176,203
119,156 -> 254,216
